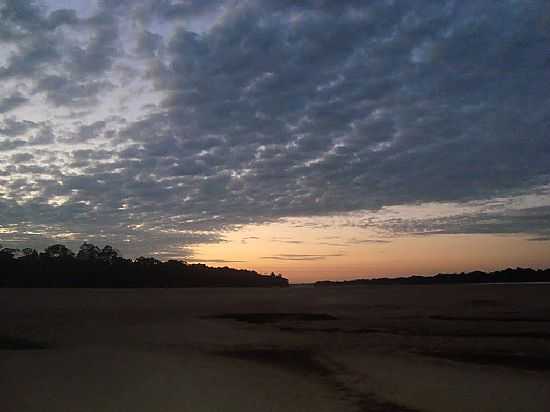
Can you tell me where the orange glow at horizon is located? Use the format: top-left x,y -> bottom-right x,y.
190,219 -> 550,283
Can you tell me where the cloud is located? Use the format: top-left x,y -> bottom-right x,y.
186,258 -> 247,263
71,121 -> 108,142
261,253 -> 344,261
35,75 -> 113,107
1,0 -> 549,258
135,30 -> 163,57
0,93 -> 28,113
240,236 -> 259,244
0,138 -> 26,151
271,237 -> 303,244
127,0 -> 550,220
10,152 -> 33,163
0,118 -> 38,136
349,239 -> 391,245
380,205 -> 550,241
0,0 -> 119,107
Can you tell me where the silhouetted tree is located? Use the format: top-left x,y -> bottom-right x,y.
0,248 -> 17,262
136,256 -> 161,265
22,248 -> 38,258
99,245 -> 120,262
314,267 -> 550,287
77,242 -> 101,260
42,244 -> 74,259
0,242 -> 290,288
1,247 -> 18,258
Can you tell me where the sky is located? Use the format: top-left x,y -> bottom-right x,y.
0,0 -> 549,282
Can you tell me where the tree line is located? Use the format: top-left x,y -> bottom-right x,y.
315,267 -> 550,287
0,242 -> 288,288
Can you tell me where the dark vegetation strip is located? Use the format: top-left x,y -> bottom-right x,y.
0,243 -> 288,288
315,267 -> 550,286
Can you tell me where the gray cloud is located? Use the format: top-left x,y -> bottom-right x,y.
129,0 -> 550,220
381,205 -> 550,242
0,118 -> 38,137
0,93 -> 28,113
1,0 -> 550,257
10,152 -> 33,163
135,30 -> 163,57
72,121 -> 108,142
0,138 -> 26,151
35,75 -> 113,107
0,0 -> 120,107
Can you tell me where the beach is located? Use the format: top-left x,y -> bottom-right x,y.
2,284 -> 550,412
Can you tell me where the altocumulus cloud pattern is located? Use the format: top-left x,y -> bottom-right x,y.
1,0 -> 549,257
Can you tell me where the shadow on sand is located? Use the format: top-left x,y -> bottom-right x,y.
214,345 -> 418,412
0,336 -> 49,350
207,312 -> 338,324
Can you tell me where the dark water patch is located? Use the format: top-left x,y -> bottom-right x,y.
207,312 -> 338,324
0,336 -> 49,350
431,315 -> 550,323
418,350 -> 550,371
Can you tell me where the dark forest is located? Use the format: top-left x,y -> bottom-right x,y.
315,268 -> 550,287
0,243 -> 288,288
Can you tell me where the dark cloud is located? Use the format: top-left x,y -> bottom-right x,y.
126,0 -> 549,223
261,253 -> 344,261
0,93 -> 28,113
1,0 -> 549,257
72,121 -> 108,142
67,12 -> 120,77
381,205 -> 550,241
135,30 -> 163,57
35,75 -> 113,107
0,118 -> 38,137
28,126 -> 56,145
0,35 -> 60,79
0,138 -> 26,151
10,152 -> 33,163
0,0 -> 120,107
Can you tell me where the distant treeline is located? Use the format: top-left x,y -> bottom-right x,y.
0,243 -> 288,288
315,268 -> 550,287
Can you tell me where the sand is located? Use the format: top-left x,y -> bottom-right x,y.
1,284 -> 550,411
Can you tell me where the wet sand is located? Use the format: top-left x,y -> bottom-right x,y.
1,284 -> 550,411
